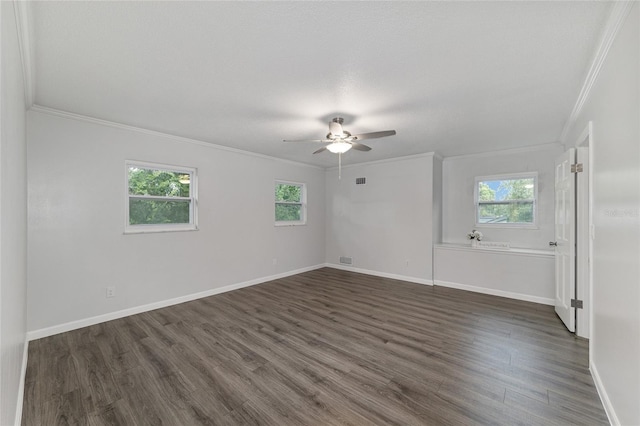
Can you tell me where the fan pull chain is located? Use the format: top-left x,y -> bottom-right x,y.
338,152 -> 342,180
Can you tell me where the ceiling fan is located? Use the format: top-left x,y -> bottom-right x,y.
283,117 -> 396,155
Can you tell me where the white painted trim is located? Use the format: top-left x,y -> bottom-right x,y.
574,121 -> 593,151
14,341 -> 28,426
575,146 -> 590,339
560,1 -> 634,143
434,279 -> 554,306
474,171 -> 539,229
274,180 -> 307,226
442,142 -> 562,162
13,1 -> 34,107
28,105 -> 324,170
125,160 -> 198,234
591,361 -> 620,426
325,263 -> 434,286
575,122 -> 593,340
435,243 -> 554,258
273,222 -> 307,228
584,122 -> 595,362
27,264 -> 325,341
326,152 -> 438,171
473,171 -> 538,183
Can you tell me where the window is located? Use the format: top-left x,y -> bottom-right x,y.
275,181 -> 306,225
126,161 -> 198,233
475,173 -> 537,227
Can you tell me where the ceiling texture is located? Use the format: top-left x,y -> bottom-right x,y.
27,1 -> 612,167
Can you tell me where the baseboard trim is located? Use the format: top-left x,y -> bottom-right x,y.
14,339 -> 29,426
591,360 -> 619,426
27,264 -> 325,341
433,279 -> 554,306
325,263 -> 434,286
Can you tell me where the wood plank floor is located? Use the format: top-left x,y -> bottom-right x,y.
22,268 -> 608,425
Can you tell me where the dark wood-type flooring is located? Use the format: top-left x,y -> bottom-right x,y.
22,268 -> 608,425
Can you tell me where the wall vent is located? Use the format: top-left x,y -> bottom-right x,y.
355,177 -> 366,185
339,256 -> 353,265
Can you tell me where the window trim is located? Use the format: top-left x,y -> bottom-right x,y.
125,160 -> 198,234
274,180 -> 307,226
474,172 -> 538,229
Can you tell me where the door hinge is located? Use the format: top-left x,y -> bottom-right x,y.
571,299 -> 583,309
571,163 -> 583,173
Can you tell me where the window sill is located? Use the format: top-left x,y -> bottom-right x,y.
274,222 -> 306,227
435,243 -> 553,257
124,226 -> 199,235
474,223 -> 539,230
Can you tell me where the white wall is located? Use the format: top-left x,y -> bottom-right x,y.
564,4 -> 639,424
442,144 -> 563,249
434,245 -> 554,304
432,155 -> 443,245
438,144 -> 560,305
325,154 -> 436,284
27,110 -> 326,334
0,2 -> 29,425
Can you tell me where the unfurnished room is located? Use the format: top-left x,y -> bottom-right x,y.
1,1 -> 639,425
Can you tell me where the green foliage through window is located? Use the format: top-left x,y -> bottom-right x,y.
128,168 -> 190,198
127,163 -> 196,229
129,199 -> 190,225
476,176 -> 536,225
275,182 -> 305,223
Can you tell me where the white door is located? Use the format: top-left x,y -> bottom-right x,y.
554,149 -> 576,332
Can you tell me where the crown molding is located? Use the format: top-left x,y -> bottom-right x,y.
29,105 -> 324,170
560,1 -> 634,143
13,0 -> 34,108
325,151 -> 439,171
442,142 -> 563,162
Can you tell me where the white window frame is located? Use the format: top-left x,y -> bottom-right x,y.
125,160 -> 198,234
275,180 -> 307,226
474,172 -> 538,229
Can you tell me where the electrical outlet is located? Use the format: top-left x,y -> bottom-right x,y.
272,258 -> 278,266
106,286 -> 115,298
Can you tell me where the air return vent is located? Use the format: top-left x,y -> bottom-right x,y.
356,177 -> 366,185
339,256 -> 353,265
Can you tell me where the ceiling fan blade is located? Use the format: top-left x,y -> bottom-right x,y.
313,146 -> 328,154
350,142 -> 372,151
351,130 -> 396,140
283,139 -> 332,143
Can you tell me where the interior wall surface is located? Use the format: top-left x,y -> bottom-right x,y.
325,154 -> 435,283
564,3 -> 640,424
27,110 -> 326,334
442,144 -> 563,249
0,2 -> 29,425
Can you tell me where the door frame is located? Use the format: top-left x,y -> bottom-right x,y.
574,122 -> 593,340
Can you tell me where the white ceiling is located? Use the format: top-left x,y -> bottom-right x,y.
28,1 -> 611,167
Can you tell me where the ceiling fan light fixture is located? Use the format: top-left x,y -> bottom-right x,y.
326,141 -> 352,154
329,119 -> 344,138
